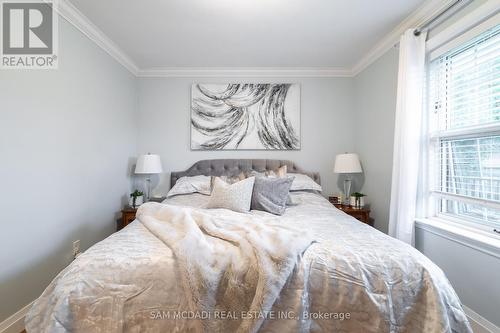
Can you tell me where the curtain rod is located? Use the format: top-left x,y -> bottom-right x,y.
413,0 -> 465,36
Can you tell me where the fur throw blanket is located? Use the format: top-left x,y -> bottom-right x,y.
136,202 -> 314,333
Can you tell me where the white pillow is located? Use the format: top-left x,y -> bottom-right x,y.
167,175 -> 212,197
288,173 -> 322,192
207,177 -> 255,213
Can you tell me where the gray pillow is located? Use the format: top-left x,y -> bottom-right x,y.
251,176 -> 294,215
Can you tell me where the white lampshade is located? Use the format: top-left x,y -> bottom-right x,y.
135,154 -> 163,174
334,153 -> 362,174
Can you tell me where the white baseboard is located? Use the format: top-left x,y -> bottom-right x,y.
463,305 -> 500,333
0,301 -> 498,333
0,301 -> 33,333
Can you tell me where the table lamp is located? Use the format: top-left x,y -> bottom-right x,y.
334,153 -> 362,205
135,153 -> 163,201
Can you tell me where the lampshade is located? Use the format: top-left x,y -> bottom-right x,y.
135,154 -> 163,174
334,153 -> 362,174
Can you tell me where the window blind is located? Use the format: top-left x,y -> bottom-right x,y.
429,24 -> 500,231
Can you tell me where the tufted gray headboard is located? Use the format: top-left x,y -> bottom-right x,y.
170,159 -> 320,188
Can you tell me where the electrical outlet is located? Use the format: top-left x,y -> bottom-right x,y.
72,240 -> 80,258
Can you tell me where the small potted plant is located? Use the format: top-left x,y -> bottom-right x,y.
129,190 -> 144,208
350,192 -> 366,209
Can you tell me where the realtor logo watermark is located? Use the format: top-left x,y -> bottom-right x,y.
1,0 -> 58,69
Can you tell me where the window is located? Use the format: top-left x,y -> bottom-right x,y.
428,24 -> 500,233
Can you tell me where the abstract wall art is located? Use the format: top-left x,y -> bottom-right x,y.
191,83 -> 300,150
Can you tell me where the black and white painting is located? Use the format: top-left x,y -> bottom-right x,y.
191,83 -> 300,150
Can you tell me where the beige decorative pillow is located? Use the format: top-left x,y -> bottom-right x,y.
275,165 -> 287,177
210,172 -> 246,190
207,176 -> 256,213
222,172 -> 246,184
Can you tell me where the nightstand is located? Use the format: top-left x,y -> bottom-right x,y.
120,206 -> 138,230
329,197 -> 372,226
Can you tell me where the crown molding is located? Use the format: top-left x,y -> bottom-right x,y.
351,0 -> 457,76
55,0 -> 139,75
136,67 -> 353,78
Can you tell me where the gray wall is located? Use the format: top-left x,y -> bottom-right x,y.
353,47 -> 399,233
0,19 -> 137,321
415,229 -> 500,327
353,46 -> 500,327
136,77 -> 355,196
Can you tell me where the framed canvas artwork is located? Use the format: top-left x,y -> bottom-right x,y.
191,83 -> 300,150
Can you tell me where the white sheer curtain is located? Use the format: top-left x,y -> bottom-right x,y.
388,29 -> 427,245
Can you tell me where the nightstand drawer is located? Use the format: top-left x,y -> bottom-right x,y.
331,199 -> 373,226
348,211 -> 369,223
120,207 -> 138,230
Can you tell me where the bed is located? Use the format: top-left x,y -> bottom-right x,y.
26,159 -> 471,333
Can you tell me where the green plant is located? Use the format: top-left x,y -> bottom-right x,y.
351,192 -> 366,208
130,190 -> 144,207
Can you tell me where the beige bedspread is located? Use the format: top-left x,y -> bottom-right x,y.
25,192 -> 471,333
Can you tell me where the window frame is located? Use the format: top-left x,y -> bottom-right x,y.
423,12 -> 500,238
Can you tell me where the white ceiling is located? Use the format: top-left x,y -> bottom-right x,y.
68,0 -> 425,70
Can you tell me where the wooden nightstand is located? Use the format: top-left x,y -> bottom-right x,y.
329,197 -> 372,226
120,206 -> 138,230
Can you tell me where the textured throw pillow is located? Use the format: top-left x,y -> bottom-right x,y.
245,170 -> 265,178
246,165 -> 287,179
167,175 -> 212,197
251,176 -> 294,215
210,172 -> 246,189
207,177 -> 255,213
289,173 -> 322,192
244,165 -> 295,205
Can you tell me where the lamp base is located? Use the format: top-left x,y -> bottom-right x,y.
145,177 -> 151,201
343,178 -> 352,205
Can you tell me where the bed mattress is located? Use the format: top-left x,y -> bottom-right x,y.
25,192 -> 471,332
